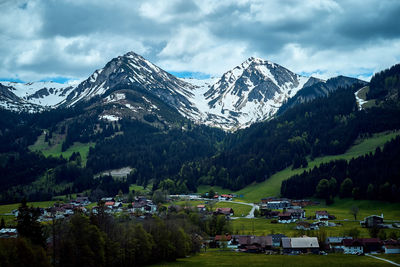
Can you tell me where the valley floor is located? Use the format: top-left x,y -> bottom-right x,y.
153,250 -> 397,266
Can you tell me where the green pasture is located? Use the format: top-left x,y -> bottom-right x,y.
214,202 -> 252,217
154,250 -> 393,266
232,130 -> 400,203
29,132 -> 94,165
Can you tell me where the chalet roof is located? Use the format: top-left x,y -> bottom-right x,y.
132,202 -> 146,208
282,237 -> 319,248
290,237 -> 319,248
281,238 -> 291,248
0,228 -> 17,234
384,239 -> 400,245
385,245 -> 400,249
359,238 -> 382,245
197,205 -> 205,208
237,235 -> 272,247
216,208 -> 233,215
215,235 -> 232,241
316,210 -> 329,215
105,201 -> 115,206
327,237 -> 352,244
267,234 -> 287,243
287,209 -> 304,214
296,221 -> 311,227
343,239 -> 363,247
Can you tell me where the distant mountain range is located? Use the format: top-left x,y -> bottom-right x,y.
0,52 -> 367,129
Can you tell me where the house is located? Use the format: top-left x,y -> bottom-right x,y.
316,211 -> 329,220
221,194 -> 233,200
73,196 -> 90,206
342,238 -> 382,254
384,245 -> 400,254
287,209 -> 305,219
266,200 -> 291,210
215,208 -> 234,216
197,204 -> 206,212
236,235 -> 273,253
326,236 -> 352,252
383,239 -> 400,254
105,201 -> 115,208
278,209 -> 305,223
264,210 -> 279,219
360,215 -> 384,228
267,234 -> 287,247
113,202 -> 123,209
0,228 -> 18,238
282,236 -> 319,254
144,203 -> 157,214
291,199 -> 318,207
359,238 -> 382,253
278,212 -> 294,223
342,239 -> 363,254
214,235 -> 232,248
296,221 -> 319,231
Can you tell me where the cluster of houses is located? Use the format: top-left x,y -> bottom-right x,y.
211,234 -> 400,255
211,234 -> 320,254
11,196 -> 92,221
8,194 -> 158,223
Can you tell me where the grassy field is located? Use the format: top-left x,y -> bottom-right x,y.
197,185 -> 233,195
129,184 -> 152,195
214,202 -> 252,217
232,130 -> 400,203
230,218 -> 378,237
376,254 -> 400,264
29,133 -> 94,165
230,197 -> 400,238
166,200 -> 252,217
0,201 -> 58,226
154,250 -> 393,266
304,198 -> 400,221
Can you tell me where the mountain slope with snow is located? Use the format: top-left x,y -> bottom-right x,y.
0,52 -> 369,130
195,57 -> 311,129
61,52 -> 201,120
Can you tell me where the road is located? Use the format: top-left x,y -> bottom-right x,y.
218,200 -> 259,219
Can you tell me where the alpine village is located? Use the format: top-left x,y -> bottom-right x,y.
1,1 -> 400,267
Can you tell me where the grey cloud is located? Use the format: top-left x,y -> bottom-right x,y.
0,0 -> 399,81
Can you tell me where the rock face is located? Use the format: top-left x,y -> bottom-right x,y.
201,57 -> 310,129
62,52 -> 201,120
0,52 -> 368,130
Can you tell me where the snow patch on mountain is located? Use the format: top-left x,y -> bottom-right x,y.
182,58 -> 311,129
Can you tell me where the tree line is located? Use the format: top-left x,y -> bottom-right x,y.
281,135 -> 400,202
0,200 -> 231,267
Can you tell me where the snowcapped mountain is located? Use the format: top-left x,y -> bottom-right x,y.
0,52 -> 368,130
62,52 -> 201,120
195,57 -> 311,129
0,81 -> 75,112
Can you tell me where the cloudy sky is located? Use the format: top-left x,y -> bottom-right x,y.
1,0 -> 400,83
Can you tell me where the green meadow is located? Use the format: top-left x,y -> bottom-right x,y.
0,201 -> 58,226
214,202 -> 252,217
29,132 -> 94,165
154,250 -> 393,266
233,130 -> 400,203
